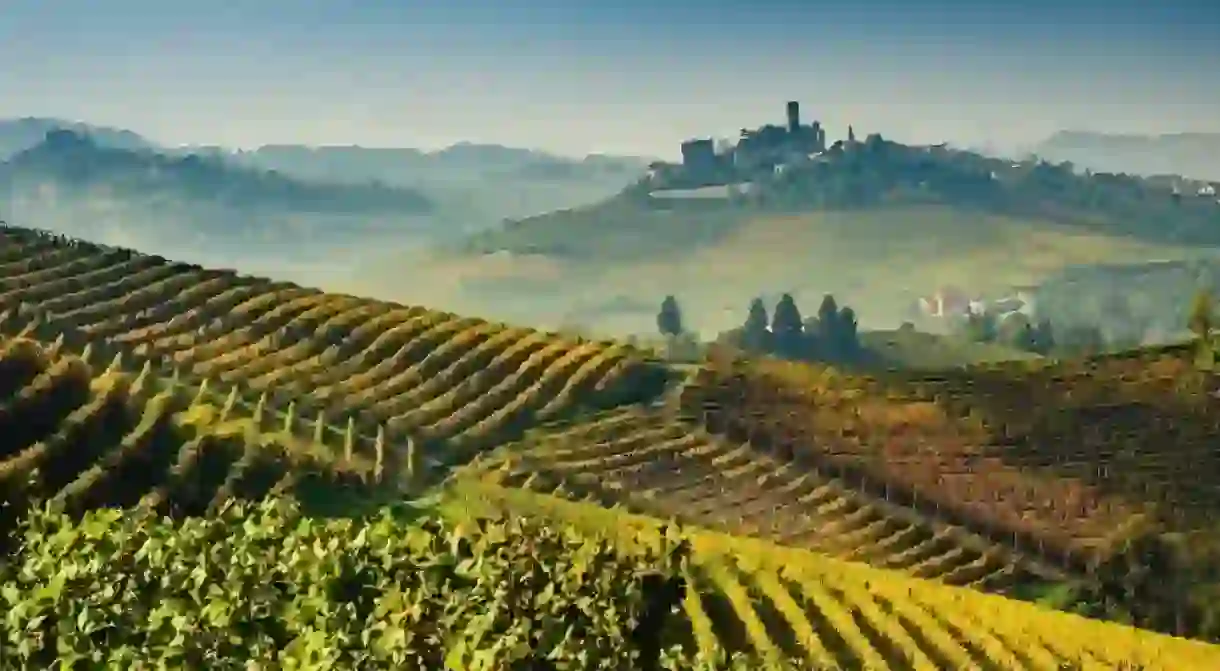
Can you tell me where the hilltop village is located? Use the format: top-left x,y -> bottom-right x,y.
645,101 -> 864,191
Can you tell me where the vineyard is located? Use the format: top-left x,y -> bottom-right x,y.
458,405 -> 1060,591
0,336 -> 377,544
3,224 -> 1220,665
432,481 -> 1220,670
678,353 -> 1220,562
0,226 -> 670,469
4,481 -> 1218,670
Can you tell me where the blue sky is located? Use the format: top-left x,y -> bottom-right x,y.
1,0 -> 1217,157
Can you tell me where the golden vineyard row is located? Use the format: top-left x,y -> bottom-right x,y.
442,481 -> 1220,670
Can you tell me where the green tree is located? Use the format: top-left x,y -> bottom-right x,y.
815,294 -> 842,359
656,295 -> 683,336
741,298 -> 771,353
836,305 -> 860,360
771,293 -> 805,358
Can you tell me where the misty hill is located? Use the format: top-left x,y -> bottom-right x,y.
0,118 -> 649,226
0,117 -> 157,158
384,137 -> 1220,337
0,130 -> 438,267
1033,130 -> 1220,181
203,142 -> 649,223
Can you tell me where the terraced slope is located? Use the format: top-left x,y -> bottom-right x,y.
442,481 -> 1220,670
0,336 -> 368,541
679,352 -> 1220,568
0,226 -> 669,465
458,406 -> 1059,592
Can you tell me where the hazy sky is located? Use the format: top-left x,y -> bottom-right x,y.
2,0 -> 1217,157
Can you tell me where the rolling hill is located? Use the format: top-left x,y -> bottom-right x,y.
4,222 -> 1220,653
404,135 -> 1220,338
402,203 -> 1212,338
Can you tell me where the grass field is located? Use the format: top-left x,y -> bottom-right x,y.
3,223 -> 1220,664
398,203 -> 1215,337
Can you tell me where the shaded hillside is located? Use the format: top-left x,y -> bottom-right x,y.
1034,130 -> 1220,181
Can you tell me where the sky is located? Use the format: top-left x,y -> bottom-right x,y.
1,0 -> 1218,158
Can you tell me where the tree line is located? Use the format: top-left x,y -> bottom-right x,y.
657,293 -> 863,366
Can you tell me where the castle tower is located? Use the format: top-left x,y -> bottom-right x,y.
786,101 -> 800,134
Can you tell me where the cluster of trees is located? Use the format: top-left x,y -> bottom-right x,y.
729,293 -> 862,364
657,293 -> 863,365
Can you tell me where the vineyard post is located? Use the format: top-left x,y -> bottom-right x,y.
106,352 -> 123,375
192,378 -> 210,407
220,387 -> 239,421
313,412 -> 325,445
343,417 -> 355,464
405,434 -> 420,486
374,425 -> 386,484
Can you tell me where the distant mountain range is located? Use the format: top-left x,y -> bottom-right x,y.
0,129 -> 441,266
0,117 -> 157,157
0,118 -> 649,226
1032,131 -> 1220,181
